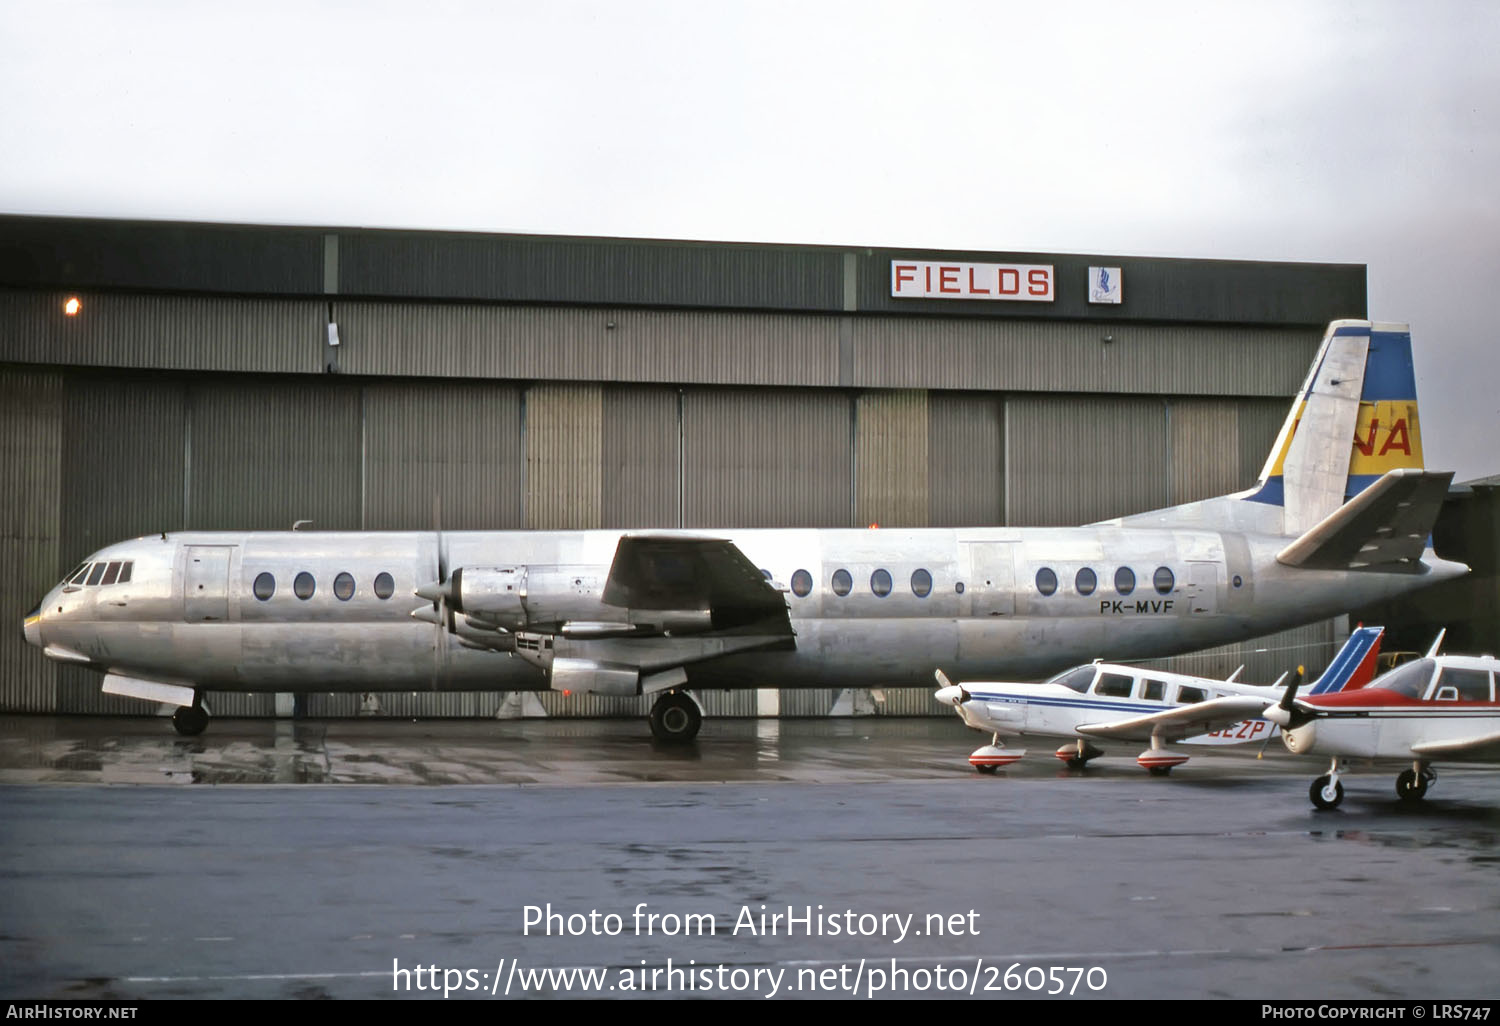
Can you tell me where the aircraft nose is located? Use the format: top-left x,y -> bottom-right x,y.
23,604 -> 42,649
934,685 -> 966,707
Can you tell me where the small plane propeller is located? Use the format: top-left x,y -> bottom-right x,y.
1263,669 -> 1314,730
933,668 -> 970,707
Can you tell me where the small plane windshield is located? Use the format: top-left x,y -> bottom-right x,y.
1046,666 -> 1097,693
1369,658 -> 1435,699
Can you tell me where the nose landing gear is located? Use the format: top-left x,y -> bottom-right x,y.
171,697 -> 209,737
1309,758 -> 1345,809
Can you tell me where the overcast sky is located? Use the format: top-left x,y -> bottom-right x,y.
4,1 -> 1497,479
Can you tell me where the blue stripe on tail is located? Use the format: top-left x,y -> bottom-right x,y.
1305,626 -> 1385,695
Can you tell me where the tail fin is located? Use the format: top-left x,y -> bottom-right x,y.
1247,321 -> 1424,535
1304,625 -> 1385,695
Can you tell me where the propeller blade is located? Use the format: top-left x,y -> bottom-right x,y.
933,669 -> 970,707
414,580 -> 452,603
1264,671 -> 1314,729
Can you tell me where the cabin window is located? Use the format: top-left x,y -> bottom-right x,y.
955,582 -> 965,595
790,569 -> 813,597
1433,667 -> 1492,702
831,569 -> 853,596
86,563 -> 108,586
100,562 -> 122,586
870,569 -> 892,597
1177,685 -> 1207,704
1372,658 -> 1434,698
1048,666 -> 1096,693
910,568 -> 932,598
1075,567 -> 1096,596
293,572 -> 316,600
1114,567 -> 1136,595
1153,567 -> 1175,594
1095,673 -> 1133,698
760,568 -> 772,580
253,572 -> 276,601
1035,567 -> 1058,596
1142,679 -> 1167,701
333,572 -> 356,601
373,572 -> 395,600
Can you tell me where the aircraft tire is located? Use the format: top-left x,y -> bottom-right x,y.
1063,757 -> 1086,770
1309,775 -> 1344,810
172,705 -> 208,737
1395,769 -> 1428,802
974,763 -> 999,775
649,692 -> 701,744
1147,766 -> 1172,777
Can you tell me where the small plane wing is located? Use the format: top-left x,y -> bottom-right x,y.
1276,469 -> 1453,572
1409,730 -> 1500,762
602,535 -> 792,633
1076,696 -> 1274,742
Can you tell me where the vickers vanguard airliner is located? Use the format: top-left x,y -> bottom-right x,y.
22,320 -> 1465,742
933,625 -> 1384,775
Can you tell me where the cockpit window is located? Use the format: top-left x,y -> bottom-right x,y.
86,563 -> 107,586
1047,665 -> 1097,693
1177,685 -> 1207,704
1371,658 -> 1435,699
100,562 -> 121,586
1095,673 -> 1134,698
117,562 -> 131,584
65,563 -> 90,585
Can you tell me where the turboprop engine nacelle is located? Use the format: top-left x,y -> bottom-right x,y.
450,565 -> 609,629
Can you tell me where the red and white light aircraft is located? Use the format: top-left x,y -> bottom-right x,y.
1265,630 -> 1500,808
935,626 -> 1384,775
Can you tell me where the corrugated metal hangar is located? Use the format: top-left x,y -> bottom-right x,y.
0,215 -> 1370,718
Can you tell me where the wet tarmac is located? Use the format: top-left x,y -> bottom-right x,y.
1,714 -> 1498,1001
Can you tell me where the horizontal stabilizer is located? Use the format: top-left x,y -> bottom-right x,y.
1076,695 -> 1273,742
1409,730 -> 1500,762
1276,469 -> 1452,572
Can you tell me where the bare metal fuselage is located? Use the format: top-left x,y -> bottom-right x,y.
26,525 -> 1462,696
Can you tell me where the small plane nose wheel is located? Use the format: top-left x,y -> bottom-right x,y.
1310,758 -> 1344,809
172,700 -> 209,737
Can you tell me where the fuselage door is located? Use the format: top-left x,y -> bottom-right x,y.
961,542 -> 1016,617
184,545 -> 234,622
1187,561 -> 1219,615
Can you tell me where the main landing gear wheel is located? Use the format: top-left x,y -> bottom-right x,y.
649,691 -> 702,744
1396,768 -> 1430,802
172,704 -> 208,737
1310,774 -> 1344,810
1147,766 -> 1172,777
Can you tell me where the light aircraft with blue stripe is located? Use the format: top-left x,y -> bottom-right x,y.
934,626 -> 1384,774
